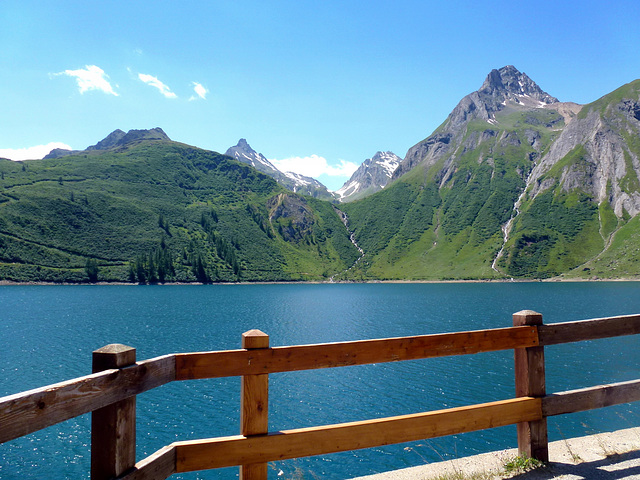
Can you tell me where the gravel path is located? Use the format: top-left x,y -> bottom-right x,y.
349,427 -> 640,480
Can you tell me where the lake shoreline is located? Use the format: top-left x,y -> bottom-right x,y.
1,277 -> 640,286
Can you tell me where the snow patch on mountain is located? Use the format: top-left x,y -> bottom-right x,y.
336,151 -> 401,202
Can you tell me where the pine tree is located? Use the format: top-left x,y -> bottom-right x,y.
85,258 -> 99,283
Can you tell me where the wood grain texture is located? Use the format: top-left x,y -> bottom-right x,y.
115,445 -> 176,480
176,326 -> 539,380
0,354 -> 175,444
538,314 -> 640,346
91,345 -> 137,480
513,311 -> 548,462
543,380 -> 640,417
240,330 -> 269,480
174,397 -> 542,473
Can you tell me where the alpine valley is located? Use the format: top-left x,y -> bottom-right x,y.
2,65 -> 640,283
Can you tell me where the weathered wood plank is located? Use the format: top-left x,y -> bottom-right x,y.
176,326 -> 539,380
240,330 -> 270,480
513,310 -> 548,462
539,314 -> 640,346
116,445 -> 176,480
91,344 -> 137,480
543,380 -> 640,417
174,397 -> 542,473
0,354 -> 175,444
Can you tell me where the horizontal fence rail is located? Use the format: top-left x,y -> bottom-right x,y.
175,325 -> 540,380
0,354 -> 175,444
1,310 -> 639,480
538,314 -> 640,345
120,397 -> 542,479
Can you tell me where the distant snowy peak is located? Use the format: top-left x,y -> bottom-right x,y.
225,139 -> 336,201
284,171 -> 328,191
374,151 -> 402,177
336,151 -> 401,202
225,138 -> 280,175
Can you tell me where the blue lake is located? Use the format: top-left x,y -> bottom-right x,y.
1,282 -> 639,479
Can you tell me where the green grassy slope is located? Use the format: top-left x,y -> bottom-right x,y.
0,141 -> 359,283
343,108 -> 565,280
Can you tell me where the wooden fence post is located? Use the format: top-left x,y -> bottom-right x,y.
513,310 -> 548,462
240,330 -> 270,480
91,344 -> 137,480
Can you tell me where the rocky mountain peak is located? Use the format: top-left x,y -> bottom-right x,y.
480,65 -> 559,105
87,128 -> 170,151
336,150 -> 401,202
86,129 -> 126,151
225,139 -> 335,200
393,66 -> 560,180
237,138 -> 251,149
44,128 -> 170,159
225,139 -> 271,169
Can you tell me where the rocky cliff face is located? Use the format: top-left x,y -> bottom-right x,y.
393,65 -> 560,180
335,151 -> 401,202
526,82 -> 640,217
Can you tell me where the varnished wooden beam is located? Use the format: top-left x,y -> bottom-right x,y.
176,326 -> 539,380
174,397 -> 542,473
115,445 -> 176,480
0,354 -> 175,444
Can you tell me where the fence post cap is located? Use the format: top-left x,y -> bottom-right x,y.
93,344 -> 135,355
92,344 -> 136,372
513,310 -> 543,326
242,330 -> 269,349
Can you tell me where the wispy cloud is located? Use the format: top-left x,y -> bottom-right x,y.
190,82 -> 208,101
269,155 -> 358,178
0,142 -> 73,161
138,73 -> 177,98
57,65 -> 118,96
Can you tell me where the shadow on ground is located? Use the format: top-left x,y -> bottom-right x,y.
507,449 -> 640,480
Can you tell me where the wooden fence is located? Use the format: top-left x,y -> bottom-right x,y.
1,310 -> 640,480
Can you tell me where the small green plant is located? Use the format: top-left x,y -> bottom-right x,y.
502,454 -> 544,475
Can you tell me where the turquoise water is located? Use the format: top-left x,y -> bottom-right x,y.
1,282 -> 639,479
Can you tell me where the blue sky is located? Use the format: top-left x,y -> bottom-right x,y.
1,0 -> 639,190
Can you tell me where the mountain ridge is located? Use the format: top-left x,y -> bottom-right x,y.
342,66 -> 640,281
4,66 -> 640,283
225,139 -> 335,200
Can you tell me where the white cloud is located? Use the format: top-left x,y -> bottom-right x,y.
190,82 -> 208,101
269,155 -> 358,178
0,142 -> 73,161
138,73 -> 177,98
59,65 -> 118,96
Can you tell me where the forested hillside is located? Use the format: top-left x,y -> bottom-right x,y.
0,139 -> 359,283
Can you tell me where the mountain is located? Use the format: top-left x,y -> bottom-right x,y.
335,151 -> 401,202
497,79 -> 640,278
342,66 -> 640,280
392,65 -> 561,180
0,137 -> 360,283
4,67 -> 640,283
43,128 -> 172,159
225,139 -> 336,200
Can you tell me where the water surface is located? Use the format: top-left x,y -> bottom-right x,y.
1,282 -> 639,479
